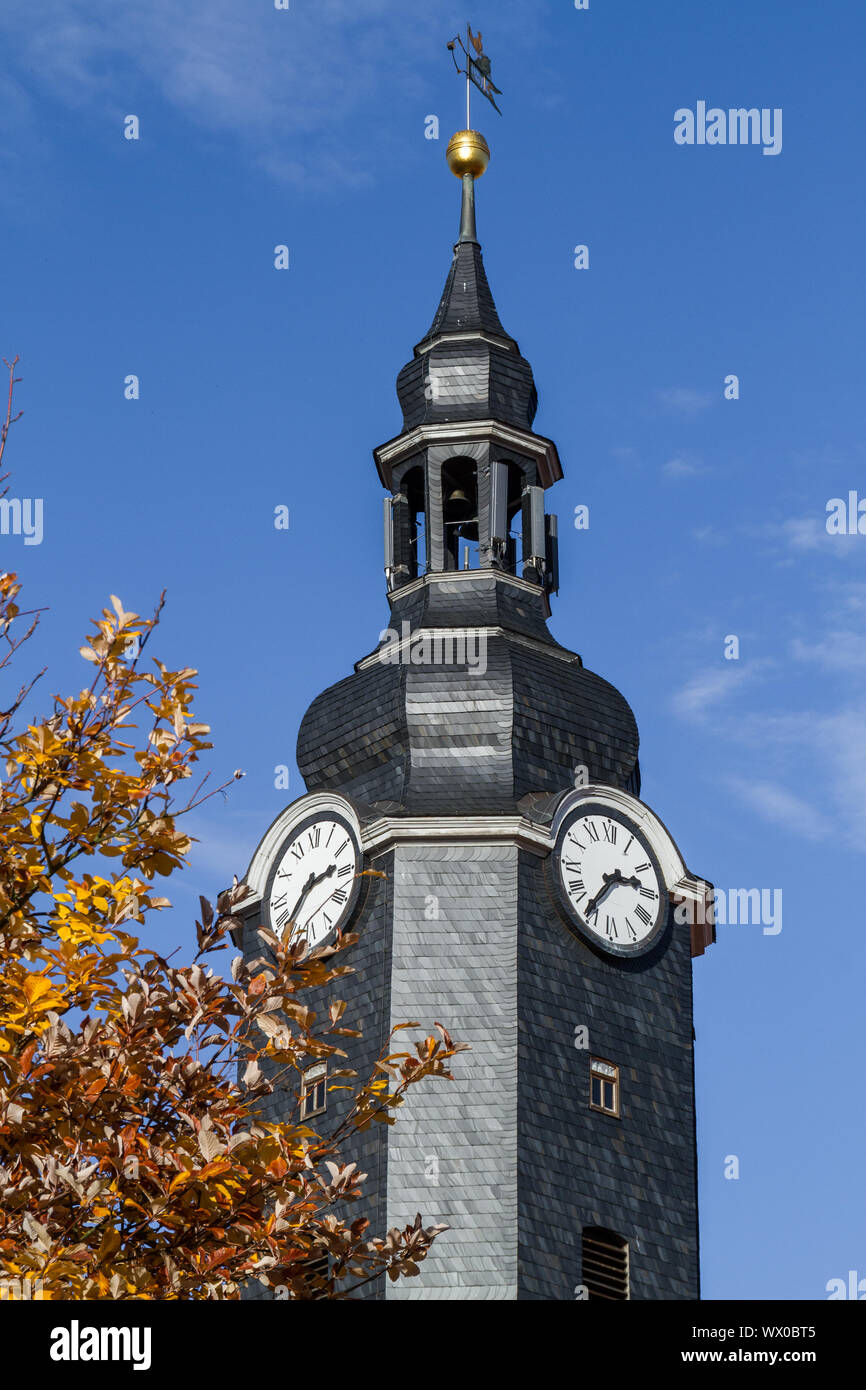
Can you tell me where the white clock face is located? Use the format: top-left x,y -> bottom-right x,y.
556,810 -> 665,952
267,816 -> 360,947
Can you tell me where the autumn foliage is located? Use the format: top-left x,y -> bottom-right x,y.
0,360 -> 464,1299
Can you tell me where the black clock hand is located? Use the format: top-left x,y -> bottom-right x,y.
287,872 -> 316,924
585,870 -> 624,916
289,864 -> 336,929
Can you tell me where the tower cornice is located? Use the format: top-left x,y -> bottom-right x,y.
354,620 -> 580,673
413,326 -> 518,356
374,417 -> 562,491
374,566 -> 551,608
361,812 -> 552,858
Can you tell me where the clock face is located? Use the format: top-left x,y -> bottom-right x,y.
266,814 -> 360,947
554,807 -> 666,954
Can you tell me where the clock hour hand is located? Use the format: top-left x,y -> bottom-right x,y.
584,870 -> 624,917
288,864 -> 336,928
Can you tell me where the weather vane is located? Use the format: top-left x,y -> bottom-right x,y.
447,25 -> 503,124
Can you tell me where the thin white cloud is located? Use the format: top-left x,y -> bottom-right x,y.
689,524 -> 728,547
837,581 -> 866,613
181,806 -> 270,887
662,454 -> 708,480
815,707 -> 866,842
670,664 -> 757,721
728,780 -> 831,843
791,631 -> 866,672
708,702 -> 866,848
775,517 -> 860,557
656,387 -> 714,415
781,518 -> 828,552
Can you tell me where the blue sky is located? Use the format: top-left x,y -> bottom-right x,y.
2,0 -> 864,1300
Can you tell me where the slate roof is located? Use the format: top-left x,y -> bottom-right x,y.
423,238 -> 511,341
395,236 -> 538,432
296,575 -> 640,815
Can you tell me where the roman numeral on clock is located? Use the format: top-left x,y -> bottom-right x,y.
639,886 -> 657,899
605,916 -> 618,938
337,864 -> 352,878
602,822 -> 617,845
331,888 -> 348,906
634,861 -> 651,874
635,903 -> 652,927
291,844 -> 304,861
583,820 -> 600,843
308,826 -> 321,850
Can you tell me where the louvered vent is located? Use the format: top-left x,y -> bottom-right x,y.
582,1227 -> 629,1301
300,1253 -> 330,1300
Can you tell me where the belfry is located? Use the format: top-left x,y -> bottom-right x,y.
235,87 -> 714,1300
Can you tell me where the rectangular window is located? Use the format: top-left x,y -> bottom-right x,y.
582,1227 -> 629,1300
300,1062 -> 327,1119
589,1057 -> 620,1117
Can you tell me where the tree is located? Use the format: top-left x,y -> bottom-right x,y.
0,359 -> 465,1299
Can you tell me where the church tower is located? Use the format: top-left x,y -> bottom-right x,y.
234,123 -> 714,1301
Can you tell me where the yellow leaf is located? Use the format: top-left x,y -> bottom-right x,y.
98,1227 -> 122,1264
23,974 -> 53,1004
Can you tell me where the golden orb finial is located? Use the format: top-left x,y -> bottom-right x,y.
446,129 -> 490,179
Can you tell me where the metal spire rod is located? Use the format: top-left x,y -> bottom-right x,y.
466,22 -> 471,128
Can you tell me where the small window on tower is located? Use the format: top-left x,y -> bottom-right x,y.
582,1227 -> 629,1300
299,1252 -> 330,1300
300,1062 -> 327,1119
589,1057 -> 620,1117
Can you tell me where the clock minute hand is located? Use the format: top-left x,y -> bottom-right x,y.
287,870 -> 319,926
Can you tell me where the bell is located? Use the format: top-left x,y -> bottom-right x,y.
445,486 -> 474,523
447,483 -> 480,536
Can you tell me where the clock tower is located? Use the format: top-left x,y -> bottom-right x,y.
234,126 -> 714,1301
